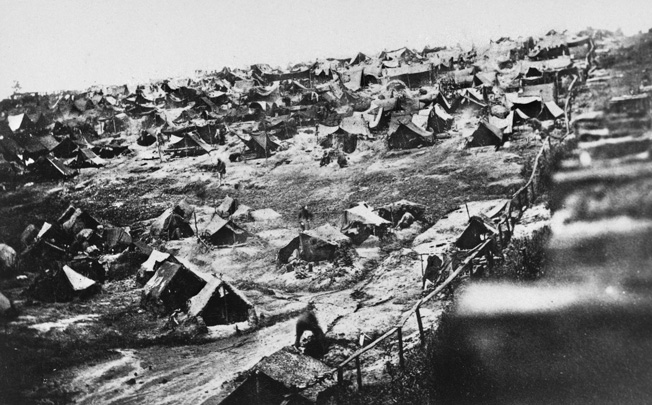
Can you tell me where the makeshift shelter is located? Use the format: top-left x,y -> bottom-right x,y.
34,156 -> 77,179
387,120 -> 434,150
186,278 -> 255,326
7,113 -> 33,133
238,132 -> 280,158
539,101 -> 565,122
339,67 -> 364,91
58,205 -> 101,235
25,265 -> 100,302
167,132 -> 212,156
468,121 -> 503,148
377,200 -> 427,225
456,216 -> 497,249
150,200 -> 195,240
299,224 -> 350,262
50,136 -> 78,158
505,94 -> 543,119
522,83 -> 557,103
137,250 -> 180,285
141,262 -> 206,314
216,196 -> 239,218
429,104 -> 454,133
104,227 -> 133,252
220,370 -> 312,405
201,216 -> 249,246
340,203 -> 391,244
278,236 -> 301,265
71,148 -> 106,168
384,63 -> 433,88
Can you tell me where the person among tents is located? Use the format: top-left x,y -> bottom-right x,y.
215,158 -> 226,185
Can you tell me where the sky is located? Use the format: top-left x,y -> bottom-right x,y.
1,0 -> 651,98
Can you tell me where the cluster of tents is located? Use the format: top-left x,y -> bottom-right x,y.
0,29 -> 597,182
278,200 -> 426,267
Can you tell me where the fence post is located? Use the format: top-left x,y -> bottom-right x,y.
355,357 -> 362,389
337,367 -> 343,385
498,222 -> 504,248
415,306 -> 425,346
397,327 -> 405,369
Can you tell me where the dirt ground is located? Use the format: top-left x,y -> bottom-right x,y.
0,99 -> 544,404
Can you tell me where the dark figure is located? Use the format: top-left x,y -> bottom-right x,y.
337,154 -> 348,168
320,150 -> 331,167
423,254 -> 444,289
295,310 -> 328,356
215,158 -> 226,185
298,205 -> 313,230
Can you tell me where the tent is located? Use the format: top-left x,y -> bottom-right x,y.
384,63 -> 433,88
339,67 -> 364,91
456,216 -> 497,249
238,132 -> 280,158
71,148 -> 106,168
220,370 -> 312,405
387,120 -> 434,150
141,262 -> 206,314
25,265 -> 100,302
430,104 -> 454,133
58,205 -> 101,235
522,83 -> 557,103
377,200 -> 427,225
216,196 -> 239,219
35,156 -> 77,179
186,278 -> 255,326
299,224 -> 350,262
50,136 -> 78,158
201,216 -> 249,246
539,101 -> 565,121
278,236 -> 301,265
137,249 -> 180,285
468,121 -> 503,148
104,227 -> 133,252
150,200 -> 195,240
7,113 -> 33,133
340,203 -> 391,244
167,132 -> 212,156
505,94 -> 543,119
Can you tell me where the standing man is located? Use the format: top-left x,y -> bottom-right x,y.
298,205 -> 313,231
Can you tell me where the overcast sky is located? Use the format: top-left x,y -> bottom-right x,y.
1,0 -> 651,98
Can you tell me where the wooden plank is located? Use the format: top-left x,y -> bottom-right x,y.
397,327 -> 405,368
355,357 -> 362,389
415,306 -> 425,346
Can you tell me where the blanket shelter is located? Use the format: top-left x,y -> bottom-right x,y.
201,216 -> 249,246
104,227 -> 133,252
7,113 -> 33,133
522,83 -> 557,103
92,138 -> 129,158
19,136 -> 49,160
505,94 -> 543,119
377,200 -> 427,225
238,132 -> 280,158
456,216 -> 498,249
539,100 -> 565,121
220,370 -> 312,405
26,265 -> 100,302
141,262 -> 206,314
150,200 -> 195,240
384,63 -> 433,88
216,196 -> 239,218
278,236 -> 301,265
299,224 -> 350,262
251,346 -> 335,403
70,148 -> 106,168
50,136 -> 78,158
339,67 -> 364,91
468,121 -> 503,148
34,156 -> 77,179
137,250 -> 180,284
58,205 -> 101,236
68,256 -> 106,282
430,104 -> 454,133
387,119 -> 434,150
341,203 -> 391,244
186,278 -> 255,326
167,132 -> 212,156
